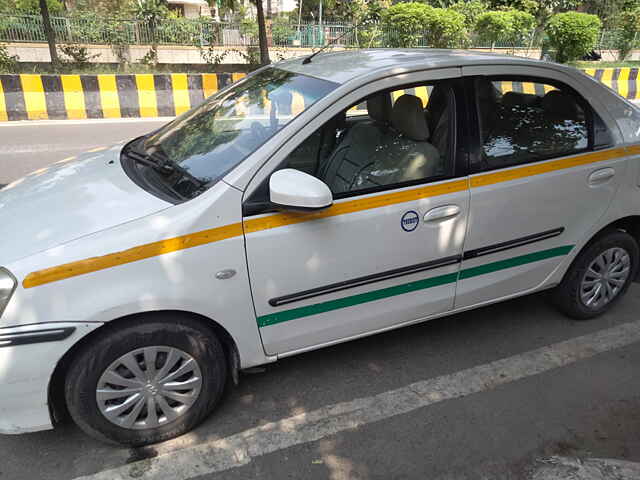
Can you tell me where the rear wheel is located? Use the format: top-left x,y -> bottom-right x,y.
65,314 -> 227,446
553,230 -> 638,320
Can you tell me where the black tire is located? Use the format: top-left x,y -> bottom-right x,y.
65,314 -> 227,446
553,230 -> 639,320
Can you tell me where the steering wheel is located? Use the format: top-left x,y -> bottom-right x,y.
251,122 -> 269,143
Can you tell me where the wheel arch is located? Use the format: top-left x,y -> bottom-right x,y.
564,215 -> 640,284
47,310 -> 241,426
594,215 -> 640,281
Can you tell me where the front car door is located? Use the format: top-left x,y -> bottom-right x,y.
456,65 -> 623,309
242,70 -> 470,356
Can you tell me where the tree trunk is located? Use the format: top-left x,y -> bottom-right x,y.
254,0 -> 270,65
39,0 -> 60,69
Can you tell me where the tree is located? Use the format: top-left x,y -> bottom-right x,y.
296,0 -> 343,20
582,0 -> 640,29
39,0 -> 60,69
252,0 -> 270,65
133,0 -> 169,66
546,11 -> 601,63
450,0 -> 489,29
613,8 -> 640,60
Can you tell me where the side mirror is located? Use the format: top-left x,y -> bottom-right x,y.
270,169 -> 333,211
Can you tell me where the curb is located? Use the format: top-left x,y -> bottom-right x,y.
0,68 -> 637,122
0,72 -> 246,121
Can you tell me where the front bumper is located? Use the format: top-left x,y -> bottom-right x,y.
0,322 -> 102,435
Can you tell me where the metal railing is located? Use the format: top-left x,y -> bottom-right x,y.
0,13 -> 635,52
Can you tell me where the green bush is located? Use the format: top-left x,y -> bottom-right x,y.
381,2 -> 467,48
476,11 -> 514,46
614,9 -> 640,61
381,2 -> 431,48
546,11 -> 602,63
0,43 -> 18,72
423,8 -> 467,48
15,0 -> 63,15
58,44 -> 101,71
271,17 -> 295,46
475,9 -> 534,48
450,0 -> 488,30
509,9 -> 535,34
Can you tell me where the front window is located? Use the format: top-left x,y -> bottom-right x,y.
123,68 -> 338,202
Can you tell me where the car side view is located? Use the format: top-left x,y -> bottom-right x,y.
1,49 -> 640,446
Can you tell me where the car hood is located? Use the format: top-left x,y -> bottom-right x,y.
0,146 -> 171,265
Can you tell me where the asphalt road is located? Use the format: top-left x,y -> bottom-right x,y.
1,119 -> 639,480
0,118 -> 169,187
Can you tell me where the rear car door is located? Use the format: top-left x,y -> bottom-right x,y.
456,66 -> 623,309
242,73 -> 470,356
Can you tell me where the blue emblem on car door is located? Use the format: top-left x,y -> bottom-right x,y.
401,211 -> 419,232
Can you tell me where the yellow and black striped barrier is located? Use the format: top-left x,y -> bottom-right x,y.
0,72 -> 246,121
582,68 -> 640,100
0,68 -> 638,122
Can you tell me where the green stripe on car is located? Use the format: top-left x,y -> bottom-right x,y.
257,245 -> 574,328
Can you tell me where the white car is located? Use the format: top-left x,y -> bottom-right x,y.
2,49 -> 640,446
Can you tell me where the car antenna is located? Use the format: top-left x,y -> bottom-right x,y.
302,15 -> 372,65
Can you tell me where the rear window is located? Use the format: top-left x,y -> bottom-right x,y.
473,77 -> 613,172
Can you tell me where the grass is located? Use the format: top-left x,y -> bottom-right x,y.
570,60 -> 640,69
0,61 -> 255,74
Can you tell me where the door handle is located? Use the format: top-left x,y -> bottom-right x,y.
424,205 -> 461,223
588,168 -> 615,186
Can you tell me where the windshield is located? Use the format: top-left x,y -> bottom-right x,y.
131,68 -> 338,201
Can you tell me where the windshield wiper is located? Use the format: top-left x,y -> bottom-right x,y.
124,144 -> 208,196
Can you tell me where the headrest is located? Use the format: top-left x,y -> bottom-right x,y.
502,91 -> 537,107
367,93 -> 392,124
426,85 -> 449,131
542,90 -> 581,118
391,94 -> 430,142
476,78 -> 501,105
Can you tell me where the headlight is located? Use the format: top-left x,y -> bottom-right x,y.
0,268 -> 16,319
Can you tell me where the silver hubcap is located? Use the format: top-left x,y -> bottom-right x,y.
580,247 -> 631,310
96,346 -> 203,430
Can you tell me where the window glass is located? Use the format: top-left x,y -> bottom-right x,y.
275,81 -> 455,199
475,77 -> 594,171
129,68 -> 337,201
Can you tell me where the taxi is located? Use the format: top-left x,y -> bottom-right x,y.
1,49 -> 639,445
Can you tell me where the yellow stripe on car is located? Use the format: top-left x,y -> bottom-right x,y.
470,147 -> 628,188
23,223 -> 245,289
22,146 -> 633,289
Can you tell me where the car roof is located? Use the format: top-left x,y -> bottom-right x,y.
276,48 -> 563,85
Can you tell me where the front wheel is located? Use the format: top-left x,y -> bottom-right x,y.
553,230 -> 638,320
65,314 -> 227,446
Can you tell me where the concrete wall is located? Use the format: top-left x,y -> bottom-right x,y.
5,43 -> 318,64
7,42 -> 640,65
0,68 -> 637,122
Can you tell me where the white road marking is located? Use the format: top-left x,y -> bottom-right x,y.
74,320 -> 640,480
531,457 -> 640,480
0,117 -> 173,127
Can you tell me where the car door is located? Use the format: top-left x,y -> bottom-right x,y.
242,74 -> 470,356
455,66 -> 624,309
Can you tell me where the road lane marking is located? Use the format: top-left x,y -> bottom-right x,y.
74,320 -> 640,480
